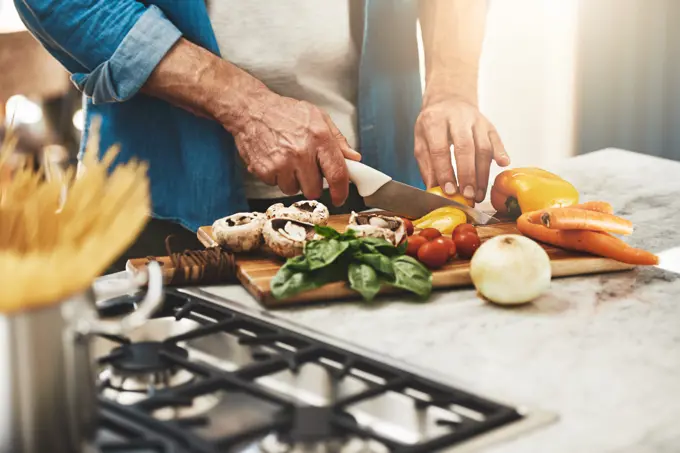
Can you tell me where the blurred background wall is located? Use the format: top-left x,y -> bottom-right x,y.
478,0 -> 580,181
1,0 -> 678,175
576,0 -> 680,161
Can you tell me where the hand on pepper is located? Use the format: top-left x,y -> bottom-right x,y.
414,92 -> 511,203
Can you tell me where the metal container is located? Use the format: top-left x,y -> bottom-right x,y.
0,261 -> 163,453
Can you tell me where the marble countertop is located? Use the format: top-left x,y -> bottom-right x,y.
200,149 -> 680,453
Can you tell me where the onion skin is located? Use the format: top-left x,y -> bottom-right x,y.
470,234 -> 551,305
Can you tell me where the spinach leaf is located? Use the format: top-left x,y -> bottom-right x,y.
389,255 -> 432,299
358,236 -> 403,256
271,261 -> 345,300
274,227 -> 431,302
359,237 -> 394,249
396,239 -> 408,255
282,255 -> 310,272
348,262 -> 381,301
314,225 -> 340,239
315,224 -> 358,241
345,239 -> 364,253
339,228 -> 357,240
354,252 -> 395,279
304,239 -> 350,270
359,242 -> 379,254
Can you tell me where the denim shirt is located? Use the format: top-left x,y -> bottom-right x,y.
14,0 -> 424,231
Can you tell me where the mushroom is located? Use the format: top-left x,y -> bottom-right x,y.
265,200 -> 329,225
346,212 -> 406,246
212,212 -> 266,253
263,218 -> 319,258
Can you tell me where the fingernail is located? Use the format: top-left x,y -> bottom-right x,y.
444,182 -> 456,195
463,186 -> 475,199
476,189 -> 485,202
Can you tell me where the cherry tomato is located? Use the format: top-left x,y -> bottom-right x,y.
454,231 -> 482,260
452,223 -> 477,238
418,228 -> 442,241
417,240 -> 451,269
402,218 -> 415,236
433,236 -> 456,257
405,235 -> 428,257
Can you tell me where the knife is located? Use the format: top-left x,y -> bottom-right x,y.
345,159 -> 500,225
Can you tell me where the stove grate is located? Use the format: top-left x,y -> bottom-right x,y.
95,289 -> 525,453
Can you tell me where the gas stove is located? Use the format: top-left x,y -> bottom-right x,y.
92,288 -> 555,452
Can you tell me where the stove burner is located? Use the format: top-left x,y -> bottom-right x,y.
108,342 -> 188,375
99,340 -> 196,404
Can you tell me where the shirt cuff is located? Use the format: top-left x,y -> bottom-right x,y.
70,5 -> 182,104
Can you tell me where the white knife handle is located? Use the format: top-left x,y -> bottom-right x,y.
345,159 -> 392,197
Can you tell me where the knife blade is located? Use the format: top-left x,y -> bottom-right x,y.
344,159 -> 500,225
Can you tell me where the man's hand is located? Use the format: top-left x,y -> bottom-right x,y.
417,0 -> 509,203
142,38 -> 359,206
414,90 -> 510,203
227,89 -> 360,206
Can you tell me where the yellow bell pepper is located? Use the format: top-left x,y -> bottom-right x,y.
426,187 -> 476,207
413,206 -> 467,234
490,168 -> 579,218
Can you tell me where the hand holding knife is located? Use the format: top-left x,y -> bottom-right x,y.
343,159 -> 500,225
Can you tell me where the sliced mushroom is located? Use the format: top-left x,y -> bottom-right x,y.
346,212 -> 406,246
212,212 -> 266,253
263,218 -> 319,258
265,200 -> 329,225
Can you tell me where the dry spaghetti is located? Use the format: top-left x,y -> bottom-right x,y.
0,118 -> 150,313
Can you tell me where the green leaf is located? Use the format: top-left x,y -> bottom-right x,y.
348,262 -> 381,301
358,237 -> 403,256
304,239 -> 350,270
339,228 -> 357,240
346,239 -> 363,252
271,267 -> 321,300
359,237 -> 394,248
396,240 -> 408,255
389,255 -> 432,299
314,225 -> 340,239
271,261 -> 345,300
359,242 -> 379,254
281,255 -> 310,272
354,252 -> 395,279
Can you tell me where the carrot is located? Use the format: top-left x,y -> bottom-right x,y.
572,201 -> 614,214
517,213 -> 658,265
539,207 -> 633,235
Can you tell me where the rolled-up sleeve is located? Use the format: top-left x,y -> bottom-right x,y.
14,0 -> 182,104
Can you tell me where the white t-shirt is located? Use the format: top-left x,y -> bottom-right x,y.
207,1 -> 359,199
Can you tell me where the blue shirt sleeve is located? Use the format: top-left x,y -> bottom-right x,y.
14,0 -> 182,104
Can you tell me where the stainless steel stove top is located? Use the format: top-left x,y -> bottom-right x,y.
92,288 -> 556,453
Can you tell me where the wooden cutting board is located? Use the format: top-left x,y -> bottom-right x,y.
195,214 -> 634,307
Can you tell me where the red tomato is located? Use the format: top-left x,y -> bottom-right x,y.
402,218 -> 415,236
418,228 -> 442,241
454,232 -> 482,260
417,240 -> 450,269
405,235 -> 428,257
433,236 -> 456,257
452,223 -> 477,239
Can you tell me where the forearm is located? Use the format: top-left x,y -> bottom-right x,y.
141,38 -> 269,132
419,0 -> 487,105
15,0 -> 182,103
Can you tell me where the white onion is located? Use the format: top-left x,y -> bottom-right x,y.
470,234 -> 551,305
